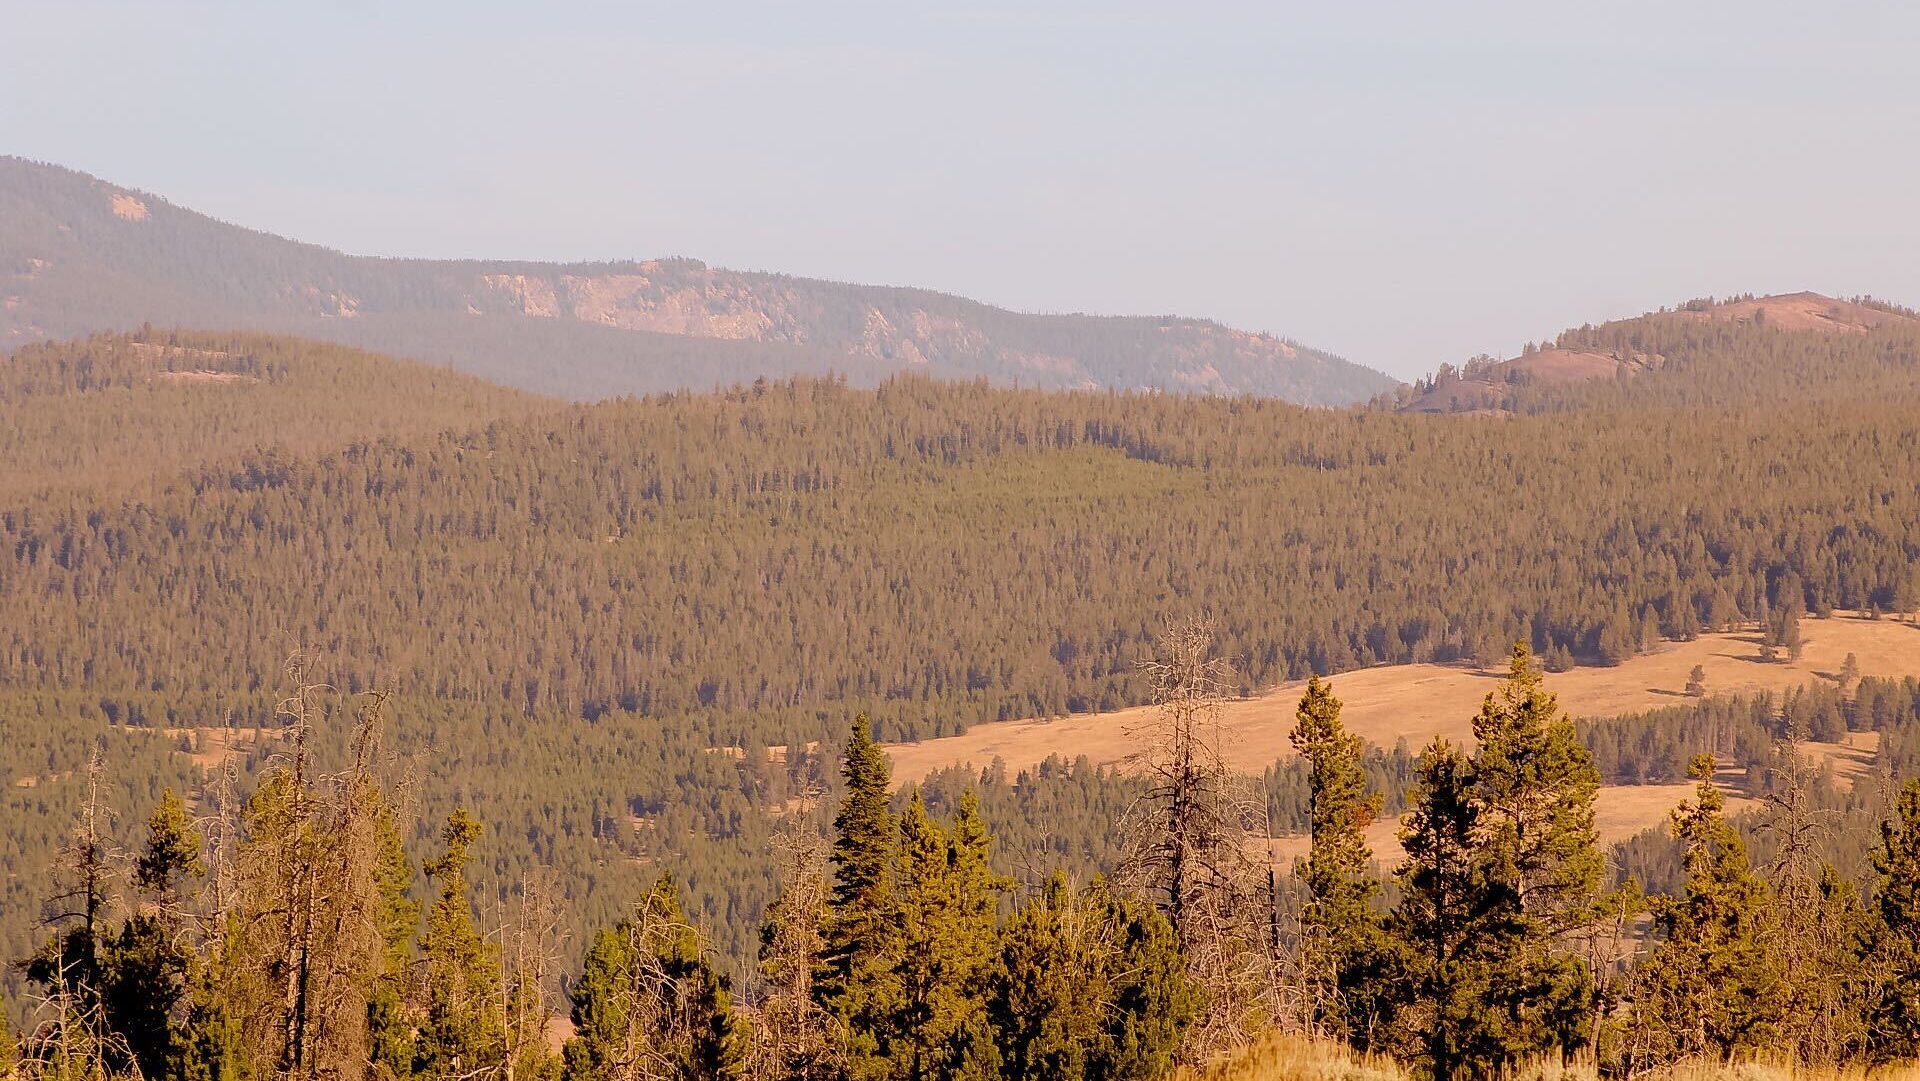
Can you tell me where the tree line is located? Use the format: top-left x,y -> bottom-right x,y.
1288,645 -> 1920,1076
25,638 -> 1920,1080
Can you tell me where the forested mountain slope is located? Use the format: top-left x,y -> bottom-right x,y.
1391,292 -> 1920,413
0,331 -> 552,499
7,307 -> 1920,985
0,157 -> 1392,403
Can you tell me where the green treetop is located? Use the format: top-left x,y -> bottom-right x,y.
1632,755 -> 1785,1065
414,810 -> 505,1081
1288,676 -> 1391,1045
819,716 -> 901,1079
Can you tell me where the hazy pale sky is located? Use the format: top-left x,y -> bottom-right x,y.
5,1 -> 1918,379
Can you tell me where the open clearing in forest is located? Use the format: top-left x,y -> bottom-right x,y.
884,614 -> 1919,846
1262,782 -> 1763,868
886,615 -> 1920,784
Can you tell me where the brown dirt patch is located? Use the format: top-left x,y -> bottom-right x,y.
152,726 -> 284,772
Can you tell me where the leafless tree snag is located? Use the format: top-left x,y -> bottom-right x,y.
1120,620 -> 1271,1060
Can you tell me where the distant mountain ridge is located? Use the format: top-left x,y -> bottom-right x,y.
0,157 -> 1395,404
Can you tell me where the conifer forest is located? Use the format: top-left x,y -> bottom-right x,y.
10,22 -> 1920,1071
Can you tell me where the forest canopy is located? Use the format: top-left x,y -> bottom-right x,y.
5,309 -> 1920,1043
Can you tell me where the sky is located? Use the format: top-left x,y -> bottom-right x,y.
4,1 -> 1919,380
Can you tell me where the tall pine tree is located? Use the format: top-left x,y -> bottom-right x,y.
1390,739 -> 1506,1080
414,810 -> 505,1081
1288,676 -> 1391,1046
818,716 -> 901,1079
366,797 -> 419,1081
1467,644 -> 1601,1063
1631,755 -> 1785,1065
1872,778 -> 1920,1060
104,789 -> 205,1081
888,790 -> 1006,1081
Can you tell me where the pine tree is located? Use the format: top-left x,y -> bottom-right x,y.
561,927 -> 633,1081
1871,778 -> 1920,1059
366,799 -> 419,1080
102,789 -> 206,1081
986,874 -> 1192,1081
1081,880 -> 1196,1081
1686,664 -> 1707,698
1287,676 -> 1391,1045
1671,596 -> 1701,641
219,681 -> 407,1081
1467,644 -> 1601,1062
175,966 -> 247,1081
1631,755 -> 1784,1065
1544,644 -> 1576,674
639,876 -> 747,1081
1389,740 -> 1505,1080
561,876 -> 746,1081
989,876 -> 1096,1081
935,791 -> 1008,1079
414,810 -> 506,1081
818,715 -> 900,1078
892,791 -> 952,1080
888,790 -> 1006,1081
1474,646 -> 1603,928
1596,603 -> 1636,665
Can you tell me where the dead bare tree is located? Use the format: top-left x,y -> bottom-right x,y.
1571,871 -> 1646,1055
1758,730 -> 1856,1063
493,869 -> 568,1081
1118,620 -> 1270,1060
274,652 -> 327,1081
749,801 -> 842,1081
18,951 -> 141,1081
224,659 -> 410,1081
200,753 -> 243,934
30,750 -> 124,1059
43,749 -> 118,950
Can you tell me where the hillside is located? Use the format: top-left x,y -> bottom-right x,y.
1393,291 -> 1920,413
0,330 -> 554,499
0,157 -> 1394,404
884,615 -> 1914,785
6,308 -> 1920,974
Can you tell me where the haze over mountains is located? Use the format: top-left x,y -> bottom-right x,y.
0,157 -> 1395,404
13,150 -> 1920,1076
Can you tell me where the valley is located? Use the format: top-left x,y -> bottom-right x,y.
14,9 -> 1920,1074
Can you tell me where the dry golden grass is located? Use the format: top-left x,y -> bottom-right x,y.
883,614 -> 1917,848
1190,1035 -> 1920,1081
886,615 -> 1920,787
1182,1035 -> 1405,1080
1259,781 -> 1756,868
